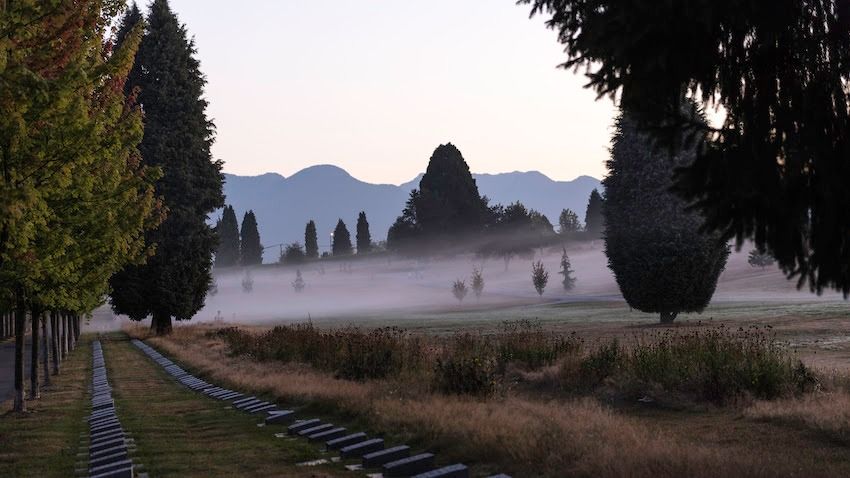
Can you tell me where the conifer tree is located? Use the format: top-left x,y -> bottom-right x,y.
356,212 -> 372,254
109,0 -> 224,335
532,261 -> 549,297
240,210 -> 263,265
604,106 -> 729,323
559,248 -> 576,291
452,280 -> 469,304
332,219 -> 353,256
241,269 -> 254,293
305,221 -> 319,259
292,269 -> 306,293
558,209 -> 581,235
215,205 -> 240,268
584,190 -> 604,238
471,267 -> 485,301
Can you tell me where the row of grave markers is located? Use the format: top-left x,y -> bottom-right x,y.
84,341 -> 141,478
131,338 -> 510,478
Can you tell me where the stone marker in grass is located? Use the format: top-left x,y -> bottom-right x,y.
326,432 -> 367,450
340,438 -> 384,458
362,445 -> 411,468
412,464 -> 469,478
383,453 -> 435,477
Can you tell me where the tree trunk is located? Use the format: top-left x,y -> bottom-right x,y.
151,312 -> 173,335
29,308 -> 40,400
51,312 -> 60,376
660,311 -> 678,324
13,287 -> 26,412
41,313 -> 50,387
60,313 -> 67,358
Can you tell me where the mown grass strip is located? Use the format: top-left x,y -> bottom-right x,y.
102,333 -> 352,477
0,337 -> 91,477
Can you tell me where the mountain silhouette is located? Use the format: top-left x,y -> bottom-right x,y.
219,165 -> 601,261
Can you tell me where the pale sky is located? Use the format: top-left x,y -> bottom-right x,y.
166,0 -> 616,185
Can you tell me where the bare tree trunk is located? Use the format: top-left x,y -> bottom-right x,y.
152,312 -> 173,335
50,312 -> 60,375
660,311 -> 678,324
29,307 -> 40,400
41,313 -> 50,387
13,287 -> 26,412
60,312 -> 67,358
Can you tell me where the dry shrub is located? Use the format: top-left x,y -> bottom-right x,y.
134,325 -> 820,477
745,391 -> 850,444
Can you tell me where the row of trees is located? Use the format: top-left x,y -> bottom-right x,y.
281,213 -> 374,264
0,0 -> 189,411
215,206 -> 263,267
387,143 -> 599,260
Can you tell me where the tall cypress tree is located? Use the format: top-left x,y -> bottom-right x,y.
584,189 -> 604,238
604,105 -> 729,323
332,219 -> 353,256
240,210 -> 263,265
109,0 -> 224,335
305,220 -> 319,259
215,205 -> 240,268
356,211 -> 372,254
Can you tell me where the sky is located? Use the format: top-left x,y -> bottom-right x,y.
165,0 -> 617,185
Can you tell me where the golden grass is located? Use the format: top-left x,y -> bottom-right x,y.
128,324 -> 850,477
745,391 -> 850,444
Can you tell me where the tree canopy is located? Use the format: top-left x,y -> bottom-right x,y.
584,189 -> 604,238
356,211 -> 372,254
305,220 -> 319,259
521,0 -> 850,296
332,219 -> 353,256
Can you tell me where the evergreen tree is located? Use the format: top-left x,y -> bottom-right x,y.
332,219 -> 353,256
748,249 -> 776,269
559,248 -> 577,291
215,205 -> 240,268
305,220 -> 319,259
452,279 -> 469,304
292,269 -> 306,293
356,211 -> 372,254
558,209 -> 581,235
532,261 -> 549,297
471,267 -> 485,301
109,0 -> 225,335
240,210 -> 263,265
241,269 -> 254,293
584,189 -> 604,238
604,106 -> 729,323
522,0 -> 850,295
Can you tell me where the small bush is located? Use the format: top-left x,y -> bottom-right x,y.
433,334 -> 499,397
496,319 -> 582,371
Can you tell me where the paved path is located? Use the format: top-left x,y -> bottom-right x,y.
0,336 -> 30,402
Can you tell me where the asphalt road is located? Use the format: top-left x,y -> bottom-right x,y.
0,336 -> 30,403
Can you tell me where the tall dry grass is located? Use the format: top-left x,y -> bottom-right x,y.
126,324 -> 837,477
745,391 -> 850,444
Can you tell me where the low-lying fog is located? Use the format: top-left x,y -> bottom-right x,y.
88,242 -> 846,332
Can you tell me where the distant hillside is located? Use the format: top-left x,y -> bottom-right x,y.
219,165 -> 601,261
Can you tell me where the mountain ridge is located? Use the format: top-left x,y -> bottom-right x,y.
219,166 -> 602,261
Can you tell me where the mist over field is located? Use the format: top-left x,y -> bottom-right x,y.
87,242 -> 846,333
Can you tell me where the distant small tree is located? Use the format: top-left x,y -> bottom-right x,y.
452,279 -> 468,304
748,249 -> 775,269
559,248 -> 576,291
281,242 -> 306,265
241,270 -> 254,293
209,279 -> 219,296
356,211 -> 372,254
215,205 -> 240,268
471,267 -> 485,301
332,219 -> 353,256
292,269 -> 305,293
532,260 -> 549,297
558,208 -> 581,236
305,220 -> 319,259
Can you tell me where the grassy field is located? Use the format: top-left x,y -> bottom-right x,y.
133,313 -> 850,478
0,338 -> 91,477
